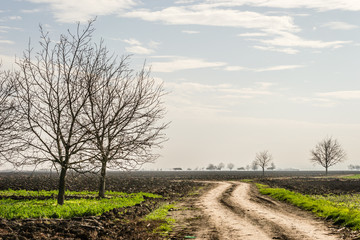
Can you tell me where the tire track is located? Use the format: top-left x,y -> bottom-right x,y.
197,181 -> 341,240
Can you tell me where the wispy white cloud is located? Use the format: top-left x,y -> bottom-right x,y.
182,30 -> 200,34
25,0 -> 137,22
322,21 -> 358,30
21,8 -> 42,13
223,64 -> 304,72
202,0 -> 360,11
151,57 -> 226,72
125,6 -> 298,32
317,91 -> 360,100
253,45 -> 299,54
238,32 -> 267,37
259,31 -> 351,49
123,38 -> 157,55
255,64 -> 304,72
290,97 -> 336,107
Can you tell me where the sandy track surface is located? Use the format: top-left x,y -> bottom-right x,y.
196,181 -> 341,240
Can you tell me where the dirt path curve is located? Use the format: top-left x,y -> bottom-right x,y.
196,181 -> 341,240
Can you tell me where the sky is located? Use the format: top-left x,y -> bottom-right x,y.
1,0 -> 360,171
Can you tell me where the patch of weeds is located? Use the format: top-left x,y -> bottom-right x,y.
341,174 -> 360,179
144,203 -> 176,236
241,179 -> 253,183
0,191 -> 162,219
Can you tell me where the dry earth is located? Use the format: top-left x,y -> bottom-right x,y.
173,181 -> 348,240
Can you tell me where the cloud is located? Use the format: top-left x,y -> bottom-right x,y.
126,45 -> 153,55
151,57 -> 226,72
255,64 -> 304,72
182,30 -> 200,34
223,64 -> 304,72
201,0 -> 360,11
253,45 -> 299,54
290,97 -> 336,107
317,91 -> 360,100
123,38 -> 156,55
125,6 -> 299,32
238,32 -> 267,37
259,31 -> 351,49
322,21 -> 358,30
26,0 -> 137,22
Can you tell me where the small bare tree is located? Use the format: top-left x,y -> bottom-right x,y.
81,52 -> 168,198
254,150 -> 273,176
15,21 -> 97,205
310,137 -> 346,175
227,163 -> 234,170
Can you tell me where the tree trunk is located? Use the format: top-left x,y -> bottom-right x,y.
98,161 -> 107,198
262,167 -> 265,176
57,166 -> 67,205
325,166 -> 328,176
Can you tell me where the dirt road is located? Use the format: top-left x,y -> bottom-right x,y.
196,181 -> 341,240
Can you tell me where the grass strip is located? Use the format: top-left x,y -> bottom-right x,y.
144,203 -> 176,236
0,189 -> 144,197
256,183 -> 360,229
0,191 -> 161,219
341,174 -> 360,179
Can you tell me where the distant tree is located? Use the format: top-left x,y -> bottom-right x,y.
246,164 -> 250,171
251,161 -> 258,171
227,163 -> 235,170
217,162 -> 225,170
267,162 -> 276,170
254,150 -> 273,176
206,163 -> 216,170
237,167 -> 245,170
348,164 -> 360,170
310,137 -> 346,175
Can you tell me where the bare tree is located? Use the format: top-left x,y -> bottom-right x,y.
217,162 -> 225,170
206,163 -> 216,170
15,21 -> 97,205
227,163 -> 234,170
81,53 -> 168,197
0,68 -> 25,165
254,150 -> 273,176
310,137 -> 346,175
251,161 -> 258,171
267,162 -> 276,170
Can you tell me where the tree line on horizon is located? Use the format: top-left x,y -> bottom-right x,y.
202,136 -> 347,176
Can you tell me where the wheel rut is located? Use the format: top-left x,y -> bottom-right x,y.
196,181 -> 341,240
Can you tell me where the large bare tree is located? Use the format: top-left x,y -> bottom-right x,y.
81,51 -> 168,198
15,21 -> 97,205
254,150 -> 273,176
310,136 -> 346,175
0,68 -> 25,165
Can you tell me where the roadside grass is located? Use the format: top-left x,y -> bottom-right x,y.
256,183 -> 360,229
144,203 -> 176,236
341,174 -> 360,179
0,190 -> 161,219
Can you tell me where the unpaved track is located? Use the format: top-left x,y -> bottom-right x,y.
196,181 -> 341,240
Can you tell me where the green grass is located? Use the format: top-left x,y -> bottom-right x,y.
144,203 -> 176,236
341,174 -> 360,179
0,190 -> 161,219
0,189 -> 136,197
256,183 -> 360,229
